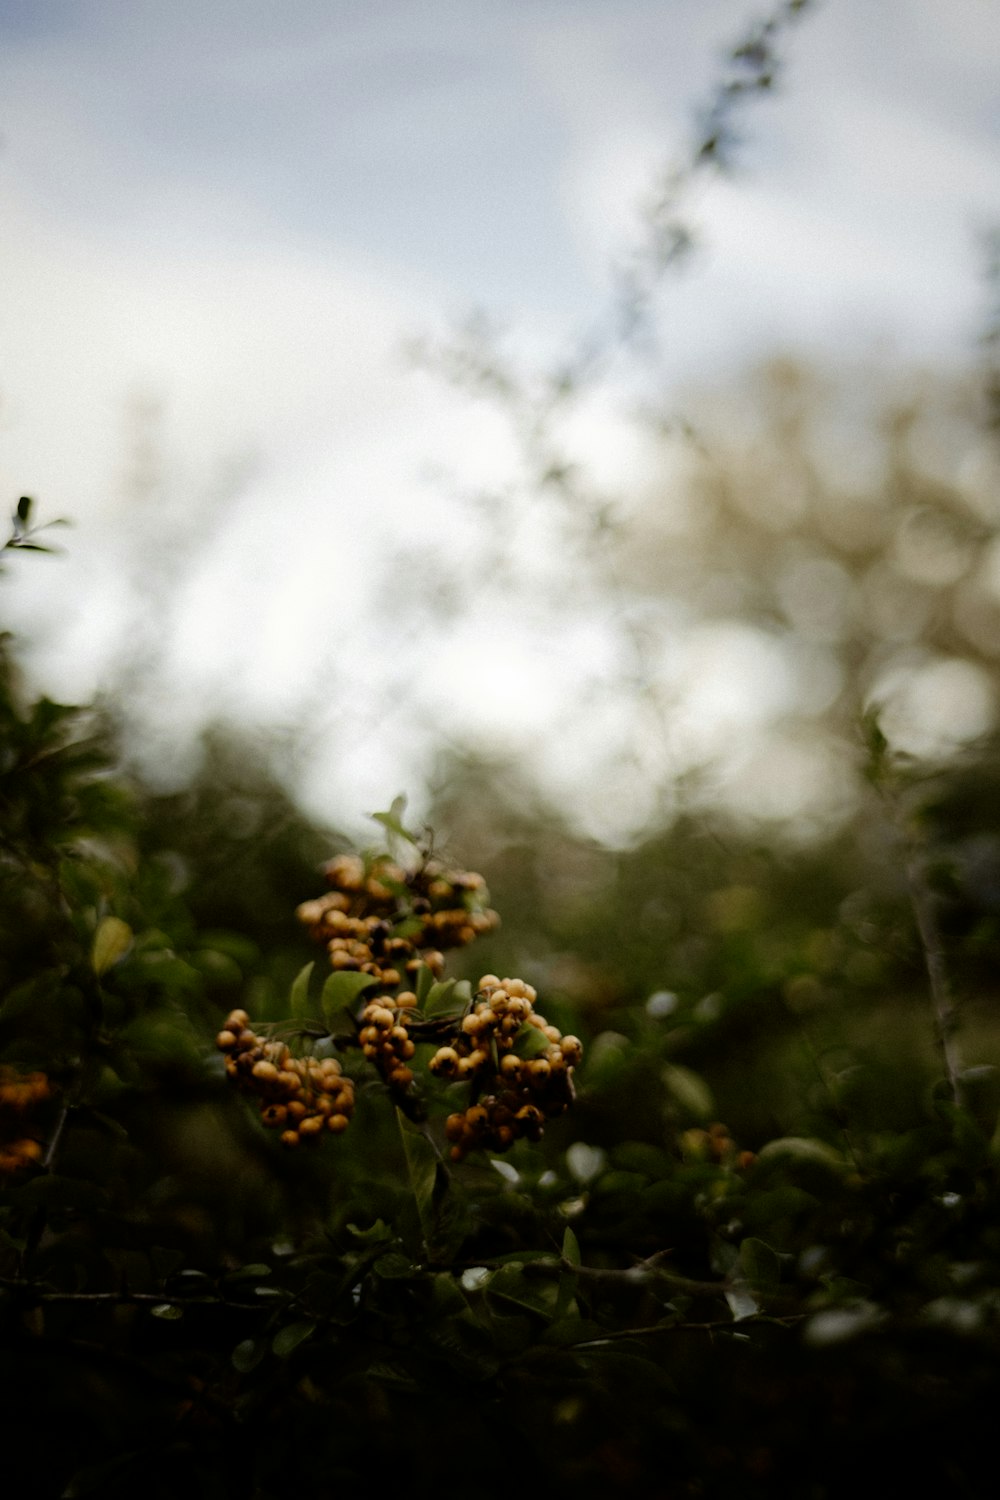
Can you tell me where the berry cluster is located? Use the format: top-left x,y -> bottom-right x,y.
432,976 -> 583,1161
680,1122 -> 755,1171
219,846 -> 583,1159
358,991 -> 417,1092
0,1065 -> 52,1176
216,1009 -> 355,1147
295,853 -> 499,989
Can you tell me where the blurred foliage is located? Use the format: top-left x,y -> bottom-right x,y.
628,355 -> 1000,749
2,509 -> 1000,1496
406,345 -> 1000,842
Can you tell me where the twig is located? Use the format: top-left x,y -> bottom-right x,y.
906,849 -> 962,1106
568,1312 -> 806,1348
42,1103 -> 69,1170
0,1277 -> 266,1313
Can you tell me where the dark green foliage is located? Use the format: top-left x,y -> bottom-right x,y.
1,563 -> 999,1496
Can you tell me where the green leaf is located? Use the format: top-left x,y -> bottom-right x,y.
518,1023 -> 552,1058
424,979 -> 457,1016
370,795 -> 417,845
489,1264 -> 559,1319
150,1302 -> 183,1320
561,1226 -> 581,1267
91,916 -> 133,976
373,1252 -> 416,1279
661,1063 -> 714,1121
271,1319 -> 317,1358
320,969 -> 380,1029
397,1110 -> 438,1249
724,1288 -> 759,1322
289,961 -> 315,1022
232,1337 -> 267,1373
755,1137 -> 846,1172
224,1263 -> 272,1282
16,495 -> 32,523
347,1218 -> 393,1244
555,1227 -> 581,1320
414,963 -> 435,1005
739,1237 -> 781,1295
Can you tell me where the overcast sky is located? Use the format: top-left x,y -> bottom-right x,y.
1,0 -> 998,834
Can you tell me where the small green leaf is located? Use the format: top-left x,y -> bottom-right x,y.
289,961 -> 315,1022
91,917 -> 133,976
224,1263 -> 272,1282
518,1024 -> 551,1058
150,1302 -> 183,1320
740,1237 -> 781,1295
424,979 -> 457,1016
755,1137 -> 846,1171
661,1063 -> 714,1121
320,969 -> 380,1029
489,1264 -> 559,1319
554,1227 -> 581,1320
347,1218 -> 392,1243
232,1337 -> 266,1373
397,1110 -> 438,1247
561,1226 -> 581,1267
370,795 -> 417,845
724,1288 -> 759,1322
271,1319 -> 317,1358
414,963 -> 435,1005
373,1251 -> 416,1279
16,495 -> 32,523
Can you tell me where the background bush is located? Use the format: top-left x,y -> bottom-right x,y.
1,520 -> 999,1496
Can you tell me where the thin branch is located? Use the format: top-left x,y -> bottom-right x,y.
0,1277 -> 266,1313
906,849 -> 962,1106
454,1252 -> 732,1301
42,1103 -> 69,1170
568,1312 -> 807,1348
